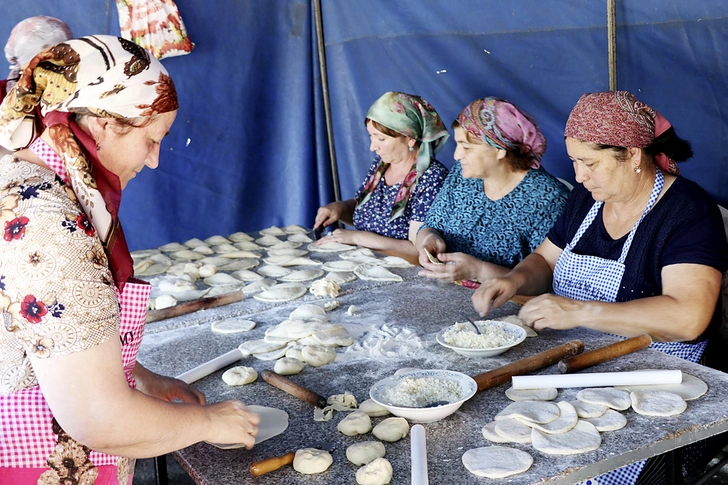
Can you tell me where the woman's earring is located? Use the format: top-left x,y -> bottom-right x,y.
634,165 -> 642,173
408,146 -> 414,152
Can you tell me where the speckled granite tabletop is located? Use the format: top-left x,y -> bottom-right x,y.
138,271 -> 728,485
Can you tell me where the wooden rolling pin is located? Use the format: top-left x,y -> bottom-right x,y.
260,370 -> 328,408
557,333 -> 652,373
472,340 -> 584,391
249,452 -> 296,477
145,290 -> 245,323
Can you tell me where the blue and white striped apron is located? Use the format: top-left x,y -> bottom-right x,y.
553,170 -> 706,485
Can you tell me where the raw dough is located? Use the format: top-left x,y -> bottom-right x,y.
339,248 -> 377,259
230,269 -> 264,281
292,448 -> 333,474
211,317 -> 256,334
232,240 -> 263,250
505,386 -> 557,401
481,421 -> 513,443
191,245 -> 214,255
170,250 -> 205,261
221,250 -> 262,259
260,225 -> 287,236
285,346 -> 305,361
519,401 -> 578,435
569,400 -> 608,418
200,256 -> 233,266
238,339 -> 287,356
346,441 -> 386,466
282,224 -> 308,234
257,265 -> 293,278
241,278 -> 275,294
154,294 -> 177,309
301,345 -> 336,367
255,235 -> 283,246
219,259 -> 259,271
372,417 -> 409,442
354,263 -> 403,282
279,269 -> 325,282
221,366 -> 257,385
337,411 -> 372,436
269,240 -> 303,250
630,390 -> 687,416
198,264 -> 217,277
583,408 -> 628,431
253,283 -> 307,303
425,248 -> 445,265
288,232 -> 313,243
616,371 -> 708,401
494,400 -> 560,424
158,279 -> 197,293
531,420 -> 602,455
228,232 -> 254,242
267,248 -> 308,258
289,303 -> 328,321
158,242 -> 188,252
309,278 -> 340,297
207,405 -> 288,449
346,305 -> 359,316
381,256 -> 413,268
359,399 -> 391,417
356,457 -> 393,485
325,271 -> 357,284
273,357 -> 304,375
307,241 -> 357,252
183,237 -> 206,248
577,388 -> 631,411
493,418 -> 532,443
205,235 -> 232,245
215,244 -> 240,254
310,327 -> 354,347
462,446 -> 533,478
203,273 -> 240,286
321,260 -> 360,272
252,345 -> 292,361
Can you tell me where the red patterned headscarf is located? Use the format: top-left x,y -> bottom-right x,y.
0,35 -> 179,290
565,91 -> 679,175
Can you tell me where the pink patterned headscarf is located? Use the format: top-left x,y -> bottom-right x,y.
457,97 -> 546,169
4,16 -> 73,89
565,91 -> 679,174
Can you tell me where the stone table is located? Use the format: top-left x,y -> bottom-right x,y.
138,276 -> 728,484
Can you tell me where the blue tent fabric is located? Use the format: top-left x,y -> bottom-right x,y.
2,0 -> 728,251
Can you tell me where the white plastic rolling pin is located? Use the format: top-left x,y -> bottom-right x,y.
411,424 -> 428,485
175,349 -> 243,384
512,369 -> 682,389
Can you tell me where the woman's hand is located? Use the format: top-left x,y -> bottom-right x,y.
134,364 -> 206,404
517,294 -> 585,331
314,201 -> 347,229
314,228 -> 359,246
418,252 -> 481,282
205,400 -> 261,449
471,276 -> 520,316
415,229 -> 446,267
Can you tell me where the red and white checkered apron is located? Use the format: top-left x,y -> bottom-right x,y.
0,278 -> 151,485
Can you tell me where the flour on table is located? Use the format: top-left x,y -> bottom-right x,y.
462,446 -> 533,478
341,324 -> 423,361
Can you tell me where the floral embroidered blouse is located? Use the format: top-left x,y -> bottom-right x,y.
352,157 -> 448,239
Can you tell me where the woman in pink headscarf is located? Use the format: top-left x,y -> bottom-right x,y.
416,97 -> 569,284
473,90 -> 728,484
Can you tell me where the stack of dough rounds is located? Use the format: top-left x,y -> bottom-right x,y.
576,388 -> 631,411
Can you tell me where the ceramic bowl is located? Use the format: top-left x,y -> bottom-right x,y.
369,369 -> 477,423
436,320 -> 527,357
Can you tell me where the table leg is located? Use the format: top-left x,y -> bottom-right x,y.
665,448 -> 684,485
154,455 -> 168,485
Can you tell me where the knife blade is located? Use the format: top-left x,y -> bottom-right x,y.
249,442 -> 336,476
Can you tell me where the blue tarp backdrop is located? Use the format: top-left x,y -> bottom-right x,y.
2,1 -> 727,250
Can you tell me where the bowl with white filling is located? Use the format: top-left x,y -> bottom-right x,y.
369,369 -> 477,423
436,320 -> 527,357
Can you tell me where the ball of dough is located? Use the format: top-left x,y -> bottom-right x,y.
301,345 -> 336,367
356,457 -> 393,485
274,357 -> 305,375
292,448 -> 333,474
285,346 -> 305,361
337,411 -> 372,436
346,441 -> 386,466
372,417 -> 409,442
359,399 -> 391,417
221,366 -> 258,386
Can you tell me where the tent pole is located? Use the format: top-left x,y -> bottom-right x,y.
313,0 -> 342,203
607,0 -> 618,90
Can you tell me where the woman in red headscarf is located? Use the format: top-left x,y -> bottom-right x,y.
473,91 -> 727,484
0,36 -> 258,485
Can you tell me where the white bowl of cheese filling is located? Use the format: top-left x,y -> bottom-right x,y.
369,369 -> 477,423
436,320 -> 527,357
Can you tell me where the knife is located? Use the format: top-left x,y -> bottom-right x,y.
249,442 -> 336,476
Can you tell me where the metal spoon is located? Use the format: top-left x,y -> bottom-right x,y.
459,312 -> 482,335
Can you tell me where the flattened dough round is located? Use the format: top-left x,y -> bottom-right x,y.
253,283 -> 307,303
494,418 -> 532,443
222,366 -> 257,385
211,317 -> 256,334
481,421 -> 512,443
616,372 -> 707,401
532,420 -> 601,455
583,408 -> 628,431
577,388 -> 631,411
521,401 -> 578,434
462,446 -> 533,478
570,400 -> 608,418
505,386 -> 557,401
208,405 -> 288,449
494,400 -> 560,424
631,390 -> 687,416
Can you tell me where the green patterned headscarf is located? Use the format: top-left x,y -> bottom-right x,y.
357,91 -> 449,222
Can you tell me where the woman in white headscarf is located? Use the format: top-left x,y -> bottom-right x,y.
0,36 -> 259,485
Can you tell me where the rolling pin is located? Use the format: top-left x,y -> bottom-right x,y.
558,334 -> 652,373
472,340 -> 584,391
260,370 -> 328,408
145,290 -> 245,323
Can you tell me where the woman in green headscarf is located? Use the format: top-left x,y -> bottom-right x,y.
313,91 -> 449,260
